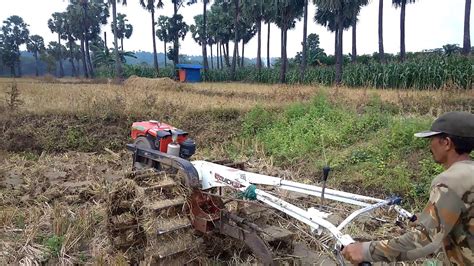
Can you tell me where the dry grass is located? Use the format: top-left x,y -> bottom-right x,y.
1,77 -> 472,117
1,77 -> 469,265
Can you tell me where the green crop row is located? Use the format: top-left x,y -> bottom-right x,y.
205,55 -> 473,89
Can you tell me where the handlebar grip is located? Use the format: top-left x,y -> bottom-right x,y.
359,262 -> 372,266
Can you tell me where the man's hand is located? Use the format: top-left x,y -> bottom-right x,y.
342,242 -> 365,265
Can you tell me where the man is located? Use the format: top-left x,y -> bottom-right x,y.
342,111 -> 474,265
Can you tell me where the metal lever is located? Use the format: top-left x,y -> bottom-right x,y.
321,166 -> 330,206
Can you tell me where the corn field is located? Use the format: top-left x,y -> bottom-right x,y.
97,55 -> 473,90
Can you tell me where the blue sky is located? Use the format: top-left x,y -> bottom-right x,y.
1,0 -> 472,58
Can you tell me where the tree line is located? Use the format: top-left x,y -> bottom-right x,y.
0,0 -> 472,84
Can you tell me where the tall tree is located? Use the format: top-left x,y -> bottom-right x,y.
230,0 -> 241,80
1,15 -> 29,77
350,0 -> 369,63
300,0 -> 308,82
47,41 -> 67,77
48,12 -> 67,77
463,0 -> 472,55
314,0 -> 353,84
66,2 -> 89,77
393,0 -> 416,62
112,13 -> 133,51
26,35 -> 45,76
188,0 -> 209,73
170,0 -> 188,68
208,0 -> 234,68
262,1 -> 276,68
168,14 -> 189,66
239,19 -> 257,67
63,9 -> 78,76
156,15 -> 172,67
274,0 -> 304,83
242,0 -> 263,70
84,0 -> 109,77
140,0 -> 163,72
108,0 -> 127,79
378,0 -> 385,63
68,0 -> 109,78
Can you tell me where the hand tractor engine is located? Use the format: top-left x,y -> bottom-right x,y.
131,120 -> 196,168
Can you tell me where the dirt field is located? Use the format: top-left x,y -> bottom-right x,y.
1,77 -> 470,265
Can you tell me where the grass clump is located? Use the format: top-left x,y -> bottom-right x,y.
241,93 -> 445,207
43,235 -> 64,258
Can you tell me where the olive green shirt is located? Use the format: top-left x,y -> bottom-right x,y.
362,160 -> 474,265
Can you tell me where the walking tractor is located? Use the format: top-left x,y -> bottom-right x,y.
112,120 -> 416,265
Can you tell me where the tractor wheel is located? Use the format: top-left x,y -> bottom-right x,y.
133,136 -> 156,170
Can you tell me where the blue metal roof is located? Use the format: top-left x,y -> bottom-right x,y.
176,64 -> 203,69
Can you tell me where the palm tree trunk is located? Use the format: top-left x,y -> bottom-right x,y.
34,52 -> 39,77
202,0 -> 209,72
256,0 -> 262,71
173,2 -> 179,68
104,32 -> 108,51
237,41 -> 241,67
164,42 -> 167,67
335,28 -> 338,57
231,0 -> 239,80
378,0 -> 385,63
111,0 -> 122,79
220,42 -> 224,69
226,42 -> 230,67
80,38 -> 89,78
400,1 -> 406,62
300,0 -> 308,82
85,39 -> 94,78
76,59 -> 81,75
351,16 -> 357,63
463,0 -> 472,55
335,12 -> 343,85
267,22 -> 270,67
210,44 -> 214,69
68,40 -> 77,77
10,65 -> 15,77
17,52 -> 22,77
58,33 -> 65,78
216,42 -> 220,69
151,10 -> 159,73
121,38 -> 124,52
241,41 -> 245,67
279,26 -> 287,83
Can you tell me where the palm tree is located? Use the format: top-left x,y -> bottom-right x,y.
113,13 -> 133,51
231,0 -> 240,80
314,0 -> 353,84
48,12 -> 66,77
378,0 -> 385,63
463,0 -> 471,55
47,41 -> 67,77
156,15 -> 171,67
350,0 -> 368,63
263,1 -> 277,68
188,0 -> 210,72
26,35 -> 45,76
109,0 -> 127,79
140,0 -> 163,73
275,0 -> 305,83
393,0 -> 416,62
242,0 -> 263,70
